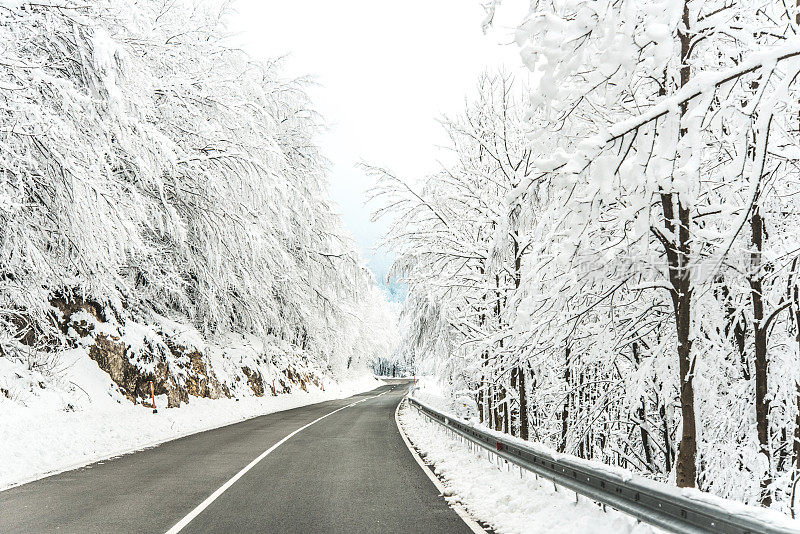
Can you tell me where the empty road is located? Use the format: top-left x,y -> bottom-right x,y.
0,381 -> 477,533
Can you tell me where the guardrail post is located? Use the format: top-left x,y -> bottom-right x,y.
150,380 -> 157,414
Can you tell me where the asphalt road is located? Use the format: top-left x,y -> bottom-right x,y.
0,380 -> 475,533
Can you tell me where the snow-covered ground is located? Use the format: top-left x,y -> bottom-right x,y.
0,348 -> 382,491
399,401 -> 656,534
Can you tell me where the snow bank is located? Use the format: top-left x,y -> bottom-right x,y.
0,351 -> 381,490
409,386 -> 800,531
399,402 -> 657,534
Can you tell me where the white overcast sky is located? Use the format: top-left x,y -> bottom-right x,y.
228,1 -> 529,296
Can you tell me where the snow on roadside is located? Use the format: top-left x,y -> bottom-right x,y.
399,402 -> 658,534
0,360 -> 382,491
407,380 -> 800,532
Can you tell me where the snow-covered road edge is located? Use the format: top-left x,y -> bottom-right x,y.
394,397 -> 487,533
1,375 -> 383,491
398,399 -> 657,534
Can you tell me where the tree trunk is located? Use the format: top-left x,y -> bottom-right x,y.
483,348 -> 493,429
559,346 -> 571,453
751,205 -> 772,506
503,390 -> 509,434
791,261 -> 800,497
640,397 -> 653,470
670,1 -> 698,489
632,343 -> 654,471
661,192 -> 696,488
673,204 -> 697,489
510,367 -> 518,436
493,390 -> 501,432
477,378 -> 484,424
518,365 -> 529,440
661,402 -> 674,474
513,236 -> 529,440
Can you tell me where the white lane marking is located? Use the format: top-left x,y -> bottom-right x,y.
394,397 -> 487,534
165,388 -> 392,534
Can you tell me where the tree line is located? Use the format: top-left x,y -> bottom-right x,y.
373,0 -> 800,512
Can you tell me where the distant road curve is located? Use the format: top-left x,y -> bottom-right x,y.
0,380 -> 479,533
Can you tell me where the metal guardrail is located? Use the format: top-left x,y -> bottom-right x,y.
407,395 -> 800,534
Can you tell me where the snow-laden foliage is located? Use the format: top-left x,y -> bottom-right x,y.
375,0 -> 800,515
0,1 -> 394,380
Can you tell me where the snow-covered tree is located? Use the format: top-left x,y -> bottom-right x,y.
382,0 -> 800,512
0,0 -> 393,383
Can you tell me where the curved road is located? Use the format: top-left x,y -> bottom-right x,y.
0,381 -> 476,533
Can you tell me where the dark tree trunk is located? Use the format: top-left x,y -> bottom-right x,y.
791,260 -> 800,496
503,390 -> 509,434
659,189 -> 696,488
660,402 -> 674,474
477,377 -> 484,424
559,346 -> 571,453
633,344 -> 654,470
518,365 -> 529,440
667,1 -> 697,489
512,235 -> 529,440
486,370 -> 494,429
718,281 -> 750,380
751,206 -> 772,506
640,398 -> 653,469
510,367 -> 518,436
672,203 -> 697,489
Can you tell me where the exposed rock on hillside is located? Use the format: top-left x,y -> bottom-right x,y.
27,297 -> 332,409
